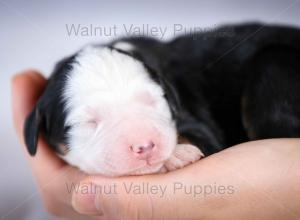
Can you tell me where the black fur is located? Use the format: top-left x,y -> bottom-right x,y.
115,23 -> 300,155
24,22 -> 300,157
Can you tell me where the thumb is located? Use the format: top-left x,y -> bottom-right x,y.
71,172 -> 194,219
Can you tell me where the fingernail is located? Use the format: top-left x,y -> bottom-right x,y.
72,183 -> 103,215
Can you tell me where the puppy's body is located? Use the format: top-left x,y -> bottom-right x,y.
24,23 -> 300,175
115,23 -> 300,154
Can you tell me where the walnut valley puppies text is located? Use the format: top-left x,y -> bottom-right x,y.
65,23 -> 235,39
66,182 -> 236,198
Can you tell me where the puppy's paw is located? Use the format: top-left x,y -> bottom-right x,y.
163,144 -> 204,172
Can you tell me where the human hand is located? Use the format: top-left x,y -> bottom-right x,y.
12,70 -> 300,220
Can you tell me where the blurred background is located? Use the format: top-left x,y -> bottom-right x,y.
1,0 -> 300,219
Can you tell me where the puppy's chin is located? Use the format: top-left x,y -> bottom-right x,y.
124,163 -> 165,176
105,163 -> 163,177
82,162 -> 165,177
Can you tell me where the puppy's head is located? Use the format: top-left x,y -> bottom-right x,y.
24,45 -> 178,176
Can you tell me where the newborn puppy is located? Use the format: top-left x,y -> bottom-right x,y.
24,23 -> 300,176
24,44 -> 203,176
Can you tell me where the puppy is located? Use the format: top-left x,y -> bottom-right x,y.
24,23 -> 300,176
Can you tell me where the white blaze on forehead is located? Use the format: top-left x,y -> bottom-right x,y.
63,45 -> 167,125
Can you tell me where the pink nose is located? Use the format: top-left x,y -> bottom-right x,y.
130,141 -> 155,159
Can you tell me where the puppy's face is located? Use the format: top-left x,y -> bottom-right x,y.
57,46 -> 177,176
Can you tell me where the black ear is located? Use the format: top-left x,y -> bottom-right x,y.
24,107 -> 44,156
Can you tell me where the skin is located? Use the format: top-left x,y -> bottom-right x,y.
12,70 -> 300,220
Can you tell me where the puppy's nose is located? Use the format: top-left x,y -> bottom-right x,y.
130,141 -> 155,159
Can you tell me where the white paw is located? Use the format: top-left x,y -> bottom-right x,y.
163,144 -> 204,172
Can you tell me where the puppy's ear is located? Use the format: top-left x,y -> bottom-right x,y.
24,107 -> 44,156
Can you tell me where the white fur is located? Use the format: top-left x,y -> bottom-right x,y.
61,46 -> 177,176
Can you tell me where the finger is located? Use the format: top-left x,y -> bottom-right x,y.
12,70 -> 47,138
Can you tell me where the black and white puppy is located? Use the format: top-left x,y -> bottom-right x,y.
24,23 -> 300,176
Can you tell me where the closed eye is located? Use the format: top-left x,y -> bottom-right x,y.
84,106 -> 102,129
72,119 -> 100,129
86,119 -> 100,129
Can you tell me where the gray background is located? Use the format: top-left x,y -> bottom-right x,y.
1,0 -> 300,219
